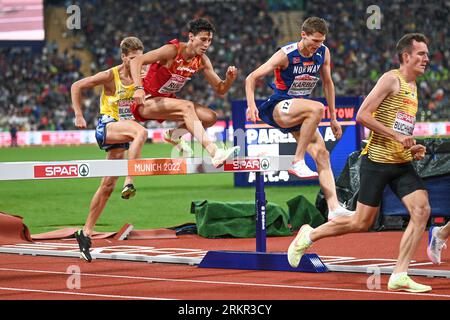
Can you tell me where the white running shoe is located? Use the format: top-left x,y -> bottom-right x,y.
287,224 -> 314,268
328,205 -> 355,221
427,226 -> 447,264
211,146 -> 240,168
164,130 -> 193,157
288,160 -> 318,179
388,273 -> 432,293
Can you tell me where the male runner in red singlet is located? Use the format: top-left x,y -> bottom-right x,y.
130,18 -> 240,167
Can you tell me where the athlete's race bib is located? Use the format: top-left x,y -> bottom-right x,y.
118,99 -> 135,120
287,74 -> 320,96
393,111 -> 415,136
158,74 -> 190,94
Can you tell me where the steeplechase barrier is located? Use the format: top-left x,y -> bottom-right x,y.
1,156 -> 448,278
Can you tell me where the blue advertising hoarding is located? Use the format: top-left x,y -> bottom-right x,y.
231,96 -> 364,187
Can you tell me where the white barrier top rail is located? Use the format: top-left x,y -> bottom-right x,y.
0,156 -> 295,181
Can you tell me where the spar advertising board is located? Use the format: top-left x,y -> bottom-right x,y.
231,96 -> 364,187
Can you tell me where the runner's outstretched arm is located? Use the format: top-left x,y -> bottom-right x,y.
245,50 -> 286,123
71,70 -> 113,128
320,47 -> 341,139
202,55 -> 237,95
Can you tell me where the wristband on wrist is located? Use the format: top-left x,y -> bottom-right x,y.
135,85 -> 144,91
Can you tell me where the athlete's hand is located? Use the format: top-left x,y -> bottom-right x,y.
133,89 -> 145,105
74,114 -> 87,129
246,105 -> 259,123
330,119 -> 343,139
226,66 -> 238,83
395,133 -> 416,148
410,144 -> 426,161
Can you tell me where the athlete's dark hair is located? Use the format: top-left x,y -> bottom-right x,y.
301,17 -> 328,35
187,18 -> 216,35
396,33 -> 428,64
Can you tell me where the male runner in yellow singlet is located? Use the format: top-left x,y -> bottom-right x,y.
71,37 -> 147,262
287,33 -> 433,292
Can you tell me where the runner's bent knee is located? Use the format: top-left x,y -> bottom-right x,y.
136,125 -> 148,138
312,102 -> 325,118
201,112 -> 217,128
134,127 -> 148,143
410,204 -> 431,222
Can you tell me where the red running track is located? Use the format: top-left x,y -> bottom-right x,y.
0,232 -> 449,300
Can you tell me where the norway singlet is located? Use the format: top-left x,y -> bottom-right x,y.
257,42 -> 326,133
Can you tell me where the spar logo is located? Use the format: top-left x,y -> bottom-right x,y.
261,158 -> 270,170
224,158 -> 270,172
34,164 -> 90,178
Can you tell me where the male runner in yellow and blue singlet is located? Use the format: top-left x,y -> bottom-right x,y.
71,37 -> 148,262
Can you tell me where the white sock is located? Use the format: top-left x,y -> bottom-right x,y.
306,230 -> 313,245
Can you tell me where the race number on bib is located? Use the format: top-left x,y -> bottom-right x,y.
393,111 -> 415,136
287,74 -> 320,96
118,99 -> 135,120
158,74 -> 190,94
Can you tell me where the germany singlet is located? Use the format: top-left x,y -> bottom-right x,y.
99,66 -> 135,120
362,69 -> 418,163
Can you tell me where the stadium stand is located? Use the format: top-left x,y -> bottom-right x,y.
0,0 -> 448,132
303,0 -> 449,122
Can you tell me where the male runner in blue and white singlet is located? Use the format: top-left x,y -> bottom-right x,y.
246,17 -> 352,219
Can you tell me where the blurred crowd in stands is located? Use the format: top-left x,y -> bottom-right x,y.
0,0 -> 448,133
303,0 -> 449,123
0,44 -> 83,131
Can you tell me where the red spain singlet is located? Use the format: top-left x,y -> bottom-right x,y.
131,39 -> 204,121
143,39 -> 204,98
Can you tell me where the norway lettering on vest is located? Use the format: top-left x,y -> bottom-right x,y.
272,42 -> 326,98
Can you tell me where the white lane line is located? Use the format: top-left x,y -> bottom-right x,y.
0,287 -> 174,300
1,267 -> 449,299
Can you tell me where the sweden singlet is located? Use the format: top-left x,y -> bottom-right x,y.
99,66 -> 135,120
